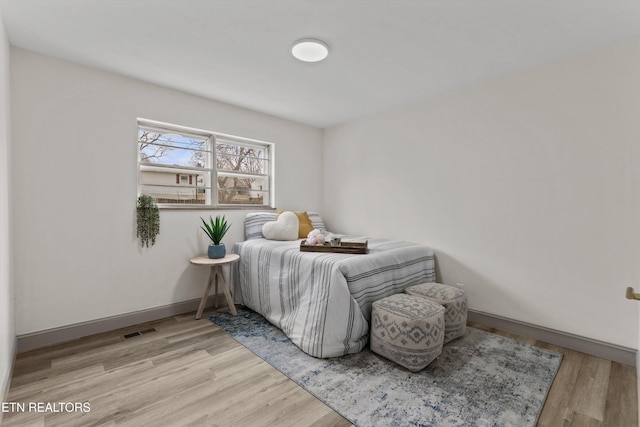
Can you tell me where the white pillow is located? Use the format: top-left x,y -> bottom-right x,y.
262,211 -> 299,241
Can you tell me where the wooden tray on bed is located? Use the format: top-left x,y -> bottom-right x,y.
300,240 -> 368,254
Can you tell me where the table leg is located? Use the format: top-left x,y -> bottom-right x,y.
215,266 -> 237,316
214,267 -> 219,308
195,267 -> 215,320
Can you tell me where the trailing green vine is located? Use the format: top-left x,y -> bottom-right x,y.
136,194 -> 160,248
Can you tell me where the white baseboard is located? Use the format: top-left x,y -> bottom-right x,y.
16,296 -> 217,353
468,309 -> 636,367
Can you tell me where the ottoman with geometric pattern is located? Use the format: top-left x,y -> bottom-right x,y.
370,293 -> 445,372
405,282 -> 467,344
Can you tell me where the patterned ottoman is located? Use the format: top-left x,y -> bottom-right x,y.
370,293 -> 445,372
405,283 -> 467,343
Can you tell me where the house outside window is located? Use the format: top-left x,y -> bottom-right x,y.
137,119 -> 273,207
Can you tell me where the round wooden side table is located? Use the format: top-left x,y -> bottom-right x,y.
189,253 -> 240,319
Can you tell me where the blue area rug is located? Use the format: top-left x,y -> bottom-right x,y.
209,309 -> 562,427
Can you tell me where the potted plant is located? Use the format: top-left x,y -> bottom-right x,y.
136,194 -> 160,248
200,215 -> 231,259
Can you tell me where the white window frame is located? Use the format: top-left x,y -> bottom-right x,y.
137,118 -> 274,209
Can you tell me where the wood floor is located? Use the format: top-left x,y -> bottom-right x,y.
3,305 -> 637,427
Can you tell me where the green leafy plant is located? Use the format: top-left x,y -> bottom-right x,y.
136,194 -> 160,248
200,215 -> 231,245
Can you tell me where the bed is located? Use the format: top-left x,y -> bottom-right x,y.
230,212 -> 436,358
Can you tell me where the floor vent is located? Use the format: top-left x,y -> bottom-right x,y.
123,328 -> 157,339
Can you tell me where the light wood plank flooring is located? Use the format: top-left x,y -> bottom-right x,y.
3,306 -> 637,427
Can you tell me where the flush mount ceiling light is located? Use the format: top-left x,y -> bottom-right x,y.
291,38 -> 329,62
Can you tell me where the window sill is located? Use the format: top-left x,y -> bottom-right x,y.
158,204 -> 276,211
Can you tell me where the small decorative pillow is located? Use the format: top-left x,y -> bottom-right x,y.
278,210 -> 314,238
262,211 -> 299,241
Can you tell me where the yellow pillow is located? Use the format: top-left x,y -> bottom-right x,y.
278,210 -> 314,238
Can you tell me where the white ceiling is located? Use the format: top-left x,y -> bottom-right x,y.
1,0 -> 639,128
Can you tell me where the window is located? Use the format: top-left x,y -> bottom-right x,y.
138,119 -> 273,207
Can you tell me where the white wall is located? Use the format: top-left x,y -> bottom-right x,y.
10,48 -> 323,335
0,6 -> 15,412
323,40 -> 640,349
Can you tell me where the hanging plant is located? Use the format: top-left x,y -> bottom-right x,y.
136,194 -> 160,248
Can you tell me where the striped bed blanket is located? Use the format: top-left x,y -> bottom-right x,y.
230,238 -> 436,358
